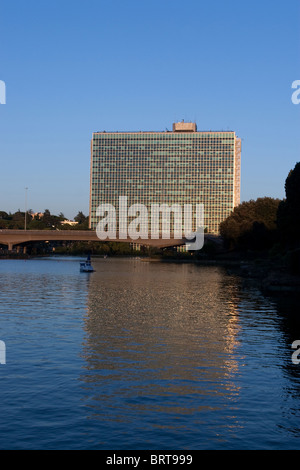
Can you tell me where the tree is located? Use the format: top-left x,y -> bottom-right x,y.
220,197 -> 281,250
0,211 -> 9,220
74,211 -> 89,229
41,209 -> 62,230
74,211 -> 88,224
277,162 -> 300,246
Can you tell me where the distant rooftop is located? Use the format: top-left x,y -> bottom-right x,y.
172,120 -> 197,132
94,121 -> 235,134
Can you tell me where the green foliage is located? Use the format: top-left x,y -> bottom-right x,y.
0,211 -> 9,220
277,162 -> 300,246
285,249 -> 300,275
219,197 -> 281,251
39,209 -> 61,229
74,211 -> 88,226
0,209 -> 90,231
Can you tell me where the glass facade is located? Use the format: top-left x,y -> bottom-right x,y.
89,123 -> 241,235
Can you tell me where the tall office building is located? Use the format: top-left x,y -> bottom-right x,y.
89,121 -> 241,235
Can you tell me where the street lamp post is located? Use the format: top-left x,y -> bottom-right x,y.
25,187 -> 28,231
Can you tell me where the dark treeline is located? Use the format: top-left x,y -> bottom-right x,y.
0,210 -> 89,230
220,162 -> 300,275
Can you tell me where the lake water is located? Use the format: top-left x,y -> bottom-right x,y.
0,256 -> 300,450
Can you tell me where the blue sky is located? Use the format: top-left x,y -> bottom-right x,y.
0,0 -> 299,219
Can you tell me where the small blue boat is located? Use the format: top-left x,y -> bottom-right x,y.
80,254 -> 94,272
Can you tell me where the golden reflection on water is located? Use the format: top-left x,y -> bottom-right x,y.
80,259 -> 242,427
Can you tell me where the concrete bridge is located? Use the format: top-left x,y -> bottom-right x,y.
0,229 -> 186,252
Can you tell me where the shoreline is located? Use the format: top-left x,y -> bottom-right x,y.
142,256 -> 300,295
1,252 -> 300,295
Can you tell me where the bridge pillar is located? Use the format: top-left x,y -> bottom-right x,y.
8,242 -> 14,252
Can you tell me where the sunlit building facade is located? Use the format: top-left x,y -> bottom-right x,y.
89,121 -> 241,234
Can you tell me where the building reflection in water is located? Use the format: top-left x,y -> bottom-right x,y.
79,258 -> 243,438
